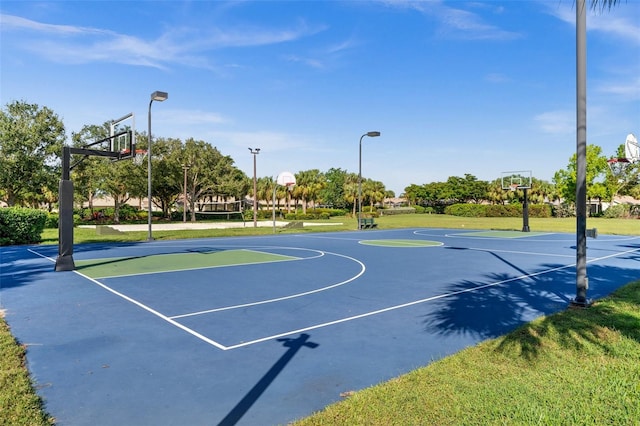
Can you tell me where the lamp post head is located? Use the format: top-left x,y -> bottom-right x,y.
150,91 -> 168,102
366,131 -> 381,137
248,147 -> 260,154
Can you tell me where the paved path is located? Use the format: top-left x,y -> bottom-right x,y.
79,220 -> 343,232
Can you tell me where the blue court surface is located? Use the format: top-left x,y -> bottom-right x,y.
2,228 -> 639,425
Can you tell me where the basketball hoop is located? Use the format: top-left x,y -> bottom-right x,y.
276,171 -> 296,187
607,158 -> 630,183
119,149 -> 147,165
509,183 -> 519,192
133,149 -> 147,166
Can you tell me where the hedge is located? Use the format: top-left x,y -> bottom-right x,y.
444,203 -> 552,218
380,207 -> 416,215
0,208 -> 48,246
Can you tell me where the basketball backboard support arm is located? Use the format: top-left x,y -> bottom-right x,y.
55,143 -> 124,272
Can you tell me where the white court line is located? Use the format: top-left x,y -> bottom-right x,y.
89,248 -> 315,280
451,246 -> 576,259
170,250 -> 365,319
27,249 -> 229,350
27,243 -> 640,351
222,244 -> 640,350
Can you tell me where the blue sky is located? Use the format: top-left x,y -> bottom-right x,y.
1,1 -> 638,196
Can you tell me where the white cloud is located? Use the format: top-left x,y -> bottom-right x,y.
159,109 -> 228,126
534,110 -> 574,135
485,73 -> 510,83
543,3 -> 640,45
381,0 -> 521,41
0,13 -> 325,69
597,76 -> 640,101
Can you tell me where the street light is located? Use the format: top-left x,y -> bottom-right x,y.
249,148 -> 260,228
182,164 -> 190,223
358,131 -> 381,229
147,90 -> 168,241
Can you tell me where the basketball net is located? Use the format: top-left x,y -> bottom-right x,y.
133,149 -> 147,166
607,158 -> 630,183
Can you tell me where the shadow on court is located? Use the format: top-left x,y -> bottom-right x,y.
3,230 -> 639,426
422,262 -> 640,357
218,334 -> 319,426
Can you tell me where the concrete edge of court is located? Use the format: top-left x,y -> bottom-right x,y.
78,221 -> 343,232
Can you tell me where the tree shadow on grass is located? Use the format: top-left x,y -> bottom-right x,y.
495,283 -> 640,360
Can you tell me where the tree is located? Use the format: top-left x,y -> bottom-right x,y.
342,173 -> 359,216
319,168 -> 348,209
363,179 -> 386,211
295,169 -> 326,213
174,139 -> 247,221
0,101 -> 65,206
256,176 -> 274,209
70,124 -> 110,212
553,144 -> 609,204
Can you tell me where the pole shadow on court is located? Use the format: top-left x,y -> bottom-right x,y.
217,333 -> 319,426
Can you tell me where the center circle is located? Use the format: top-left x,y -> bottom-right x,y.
359,239 -> 443,247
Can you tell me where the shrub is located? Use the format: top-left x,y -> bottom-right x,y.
46,213 -> 59,228
445,204 -> 487,217
603,204 -> 630,219
444,203 -> 552,218
0,208 -> 48,246
529,204 -> 552,218
382,207 -> 416,216
485,204 -> 520,217
552,203 -> 575,218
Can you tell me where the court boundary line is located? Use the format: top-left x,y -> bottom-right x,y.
27,242 -> 640,351
220,244 -> 640,349
170,250 -> 366,319
447,246 -> 577,259
83,248 -> 314,280
28,249 -> 229,350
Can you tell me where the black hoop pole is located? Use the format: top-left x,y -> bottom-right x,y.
522,187 -> 530,232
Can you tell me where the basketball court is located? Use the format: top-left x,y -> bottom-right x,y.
2,227 -> 639,425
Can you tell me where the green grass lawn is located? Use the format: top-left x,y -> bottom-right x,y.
38,214 -> 640,245
293,282 -> 640,425
2,214 -> 639,425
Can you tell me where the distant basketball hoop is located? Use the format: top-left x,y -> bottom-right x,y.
276,171 -> 296,187
607,157 -> 630,183
607,133 -> 639,183
273,171 -> 297,233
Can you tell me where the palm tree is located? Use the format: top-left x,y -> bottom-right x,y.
295,169 -> 326,214
364,180 -> 386,212
256,177 -> 273,210
343,173 -> 359,216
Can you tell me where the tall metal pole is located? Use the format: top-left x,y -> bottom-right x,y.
573,0 -> 589,306
358,135 -> 364,230
249,148 -> 260,228
182,165 -> 189,223
147,99 -> 153,241
358,131 -> 381,230
147,91 -> 168,242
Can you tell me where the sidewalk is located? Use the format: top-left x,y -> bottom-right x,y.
79,220 -> 342,232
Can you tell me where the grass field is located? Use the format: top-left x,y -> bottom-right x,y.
38,214 -> 640,245
2,214 -> 639,425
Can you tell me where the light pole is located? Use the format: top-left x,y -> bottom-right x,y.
249,148 -> 260,228
358,131 -> 381,229
147,90 -> 168,241
182,164 -> 190,223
